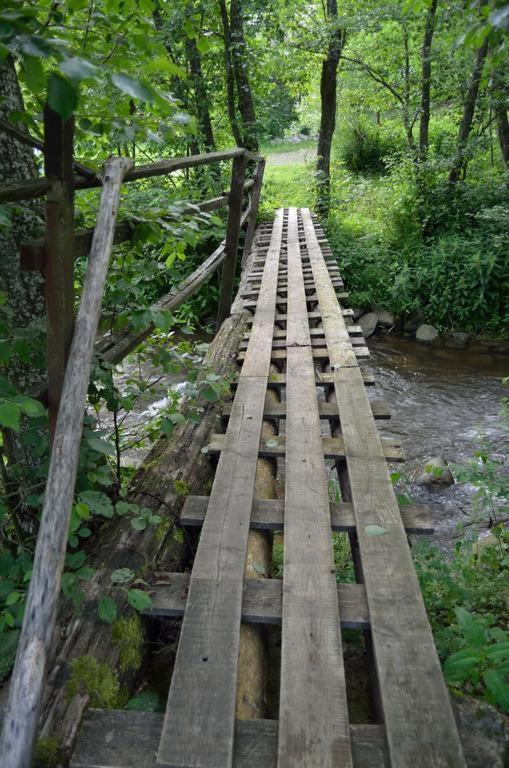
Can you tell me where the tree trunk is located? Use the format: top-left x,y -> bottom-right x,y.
448,36 -> 489,183
316,0 -> 345,216
0,57 -> 46,524
418,0 -> 438,160
218,0 -> 243,146
186,37 -> 216,153
229,0 -> 259,152
492,73 -> 509,181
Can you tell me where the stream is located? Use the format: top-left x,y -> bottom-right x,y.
108,331 -> 508,553
368,334 -> 508,550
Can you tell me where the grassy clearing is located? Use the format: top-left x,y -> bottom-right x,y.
261,138 -> 316,155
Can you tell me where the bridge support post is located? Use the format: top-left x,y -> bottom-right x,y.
217,152 -> 247,327
242,157 -> 265,266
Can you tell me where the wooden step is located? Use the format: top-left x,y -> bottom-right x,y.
144,572 -> 369,629
222,398 -> 390,420
180,495 -> 433,535
246,308 -> 355,322
207,433 -> 405,462
71,711 -> 390,768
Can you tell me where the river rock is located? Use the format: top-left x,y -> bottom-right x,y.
453,694 -> 509,768
416,456 -> 454,487
444,331 -> 470,349
416,323 -> 439,344
377,309 -> 395,328
404,310 -> 425,334
358,312 -> 378,338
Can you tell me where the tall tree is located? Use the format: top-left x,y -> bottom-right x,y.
448,28 -> 489,182
230,0 -> 258,151
219,0 -> 258,151
418,0 -> 439,160
186,36 -> 217,152
316,0 -> 346,215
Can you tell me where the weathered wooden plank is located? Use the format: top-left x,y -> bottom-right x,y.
239,335 -> 366,350
238,346 -> 370,362
278,207 -> 352,767
71,711 -> 389,768
157,209 -> 284,768
180,495 -> 433,535
207,433 -> 405,461
144,573 -> 369,629
264,325 -> 362,339
222,398 -> 390,420
300,208 -> 466,768
245,308 -> 354,322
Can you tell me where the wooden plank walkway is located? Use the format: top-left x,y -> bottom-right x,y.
72,207 -> 465,768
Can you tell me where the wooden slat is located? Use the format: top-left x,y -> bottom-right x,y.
266,325 -> 363,339
157,210 -> 284,768
239,335 -> 366,350
300,207 -> 466,768
277,208 -> 353,767
237,346 -> 370,362
245,308 -> 355,322
207,433 -> 405,462
71,711 -> 389,768
222,398 -> 391,420
144,573 -> 369,629
180,495 -> 433,535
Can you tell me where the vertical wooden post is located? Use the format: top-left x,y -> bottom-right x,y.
216,152 -> 247,327
242,157 -> 265,265
44,105 -> 75,438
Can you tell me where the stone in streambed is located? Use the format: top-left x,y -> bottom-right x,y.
404,310 -> 425,334
416,456 -> 454,487
358,312 -> 378,338
444,332 -> 470,349
416,323 -> 439,344
377,309 -> 395,328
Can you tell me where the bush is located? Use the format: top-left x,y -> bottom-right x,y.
338,119 -> 402,174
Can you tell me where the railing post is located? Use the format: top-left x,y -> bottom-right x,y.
217,152 -> 247,327
242,157 -> 265,265
44,105 -> 75,438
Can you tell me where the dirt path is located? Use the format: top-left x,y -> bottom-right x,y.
266,146 -> 317,166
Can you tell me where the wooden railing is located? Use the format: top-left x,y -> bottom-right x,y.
0,106 -> 265,768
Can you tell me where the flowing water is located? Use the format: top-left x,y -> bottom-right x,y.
367,335 -> 509,549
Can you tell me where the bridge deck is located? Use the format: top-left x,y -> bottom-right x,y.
72,208 -> 465,768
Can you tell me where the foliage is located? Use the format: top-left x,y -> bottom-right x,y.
111,615 -> 144,673
338,119 -> 402,173
67,655 -> 126,708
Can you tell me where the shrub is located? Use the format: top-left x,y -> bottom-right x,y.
338,119 -> 402,174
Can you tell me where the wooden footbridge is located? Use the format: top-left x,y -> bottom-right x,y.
0,121 -> 465,768
73,209 -> 465,768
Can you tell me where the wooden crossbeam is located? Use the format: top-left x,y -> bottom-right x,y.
237,346 -> 370,362
144,573 -> 369,629
222,398 -> 391,420
207,433 -> 405,462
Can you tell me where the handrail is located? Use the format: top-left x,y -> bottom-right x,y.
0,146 -> 253,202
0,157 -> 134,768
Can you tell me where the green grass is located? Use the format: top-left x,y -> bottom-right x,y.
260,161 -> 316,215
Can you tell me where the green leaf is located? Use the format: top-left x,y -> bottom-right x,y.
5,591 -> 22,606
131,517 -> 147,531
60,56 -> 98,82
86,436 -> 115,456
11,395 -> 45,418
127,588 -> 152,612
0,402 -> 21,430
111,73 -> 154,103
196,37 -> 213,54
65,551 -> 86,570
484,669 -> 509,710
23,55 -> 45,92
110,567 -> 135,584
455,607 -> 486,648
201,386 -> 219,403
47,72 -> 79,119
78,490 -> 114,518
365,524 -> 388,536
98,595 -> 117,624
